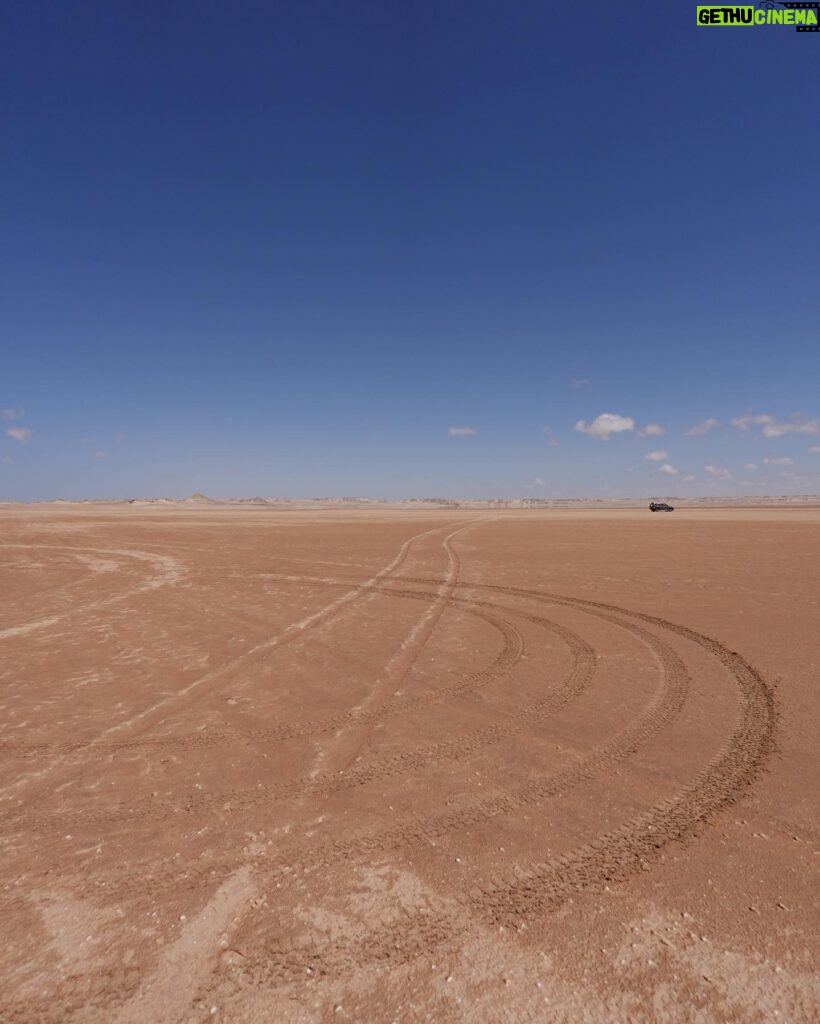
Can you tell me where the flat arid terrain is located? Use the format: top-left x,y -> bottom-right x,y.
1,505 -> 818,1023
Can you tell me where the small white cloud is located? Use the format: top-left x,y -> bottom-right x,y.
638,423 -> 666,437
1,407 -> 24,420
732,413 -> 819,438
704,464 -> 732,479
5,426 -> 31,444
682,475 -> 695,482
762,456 -> 794,466
731,413 -> 771,431
659,464 -> 679,475
448,426 -> 476,436
93,450 -> 106,460
745,463 -> 758,470
523,476 -> 546,492
548,438 -> 560,447
808,446 -> 820,454
686,418 -> 720,436
574,412 -> 634,441
571,378 -> 591,388
645,450 -> 668,461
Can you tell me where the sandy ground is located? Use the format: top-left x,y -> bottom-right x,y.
0,505 -> 817,1023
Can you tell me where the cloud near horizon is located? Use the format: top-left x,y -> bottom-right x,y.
574,412 -> 634,441
686,418 -> 720,436
448,426 -> 476,436
762,456 -> 794,466
5,426 -> 31,444
645,450 -> 668,461
659,464 -> 679,475
731,413 -> 819,438
704,464 -> 732,479
638,423 -> 665,437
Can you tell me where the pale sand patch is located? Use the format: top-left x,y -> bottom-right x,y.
114,867 -> 254,1024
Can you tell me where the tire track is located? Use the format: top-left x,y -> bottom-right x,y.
0,550 -> 136,633
0,592 -> 525,838
0,524 -> 464,802
0,593 -> 776,1017
210,598 -> 775,991
1,594 -> 674,909
0,544 -> 184,642
308,522 -> 473,781
0,570 -> 460,762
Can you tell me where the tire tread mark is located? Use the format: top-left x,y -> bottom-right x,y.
0,595 -> 524,836
202,601 -> 776,990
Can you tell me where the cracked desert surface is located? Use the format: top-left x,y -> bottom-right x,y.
1,505 -> 818,1023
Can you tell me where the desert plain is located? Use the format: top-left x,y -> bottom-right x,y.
0,504 -> 818,1023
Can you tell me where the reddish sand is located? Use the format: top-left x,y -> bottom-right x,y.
1,506 -> 817,1023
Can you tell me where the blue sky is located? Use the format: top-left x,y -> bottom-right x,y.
2,1 -> 819,500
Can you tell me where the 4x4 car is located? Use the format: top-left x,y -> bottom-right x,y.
649,502 -> 674,512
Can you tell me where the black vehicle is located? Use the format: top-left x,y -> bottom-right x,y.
649,502 -> 674,512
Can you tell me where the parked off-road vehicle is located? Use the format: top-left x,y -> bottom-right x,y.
649,502 -> 674,512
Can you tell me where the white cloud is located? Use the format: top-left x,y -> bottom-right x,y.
686,418 -> 720,436
731,413 -> 819,438
574,412 -> 634,441
93,450 -> 106,460
448,426 -> 476,436
5,426 -> 31,444
704,464 -> 732,479
571,378 -> 591,388
638,423 -> 666,437
762,456 -> 794,466
645,450 -> 668,461
682,475 -> 695,482
745,463 -> 758,470
808,446 -> 820,454
1,407 -> 24,420
659,464 -> 679,475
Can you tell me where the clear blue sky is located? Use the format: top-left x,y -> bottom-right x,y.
2,1 -> 818,500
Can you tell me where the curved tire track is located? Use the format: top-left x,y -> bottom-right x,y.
3,593 -> 685,911
0,592 -> 525,837
0,524 -> 468,801
215,595 -> 775,990
0,583 -> 776,1008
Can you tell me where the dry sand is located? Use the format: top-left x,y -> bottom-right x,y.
0,505 -> 817,1023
